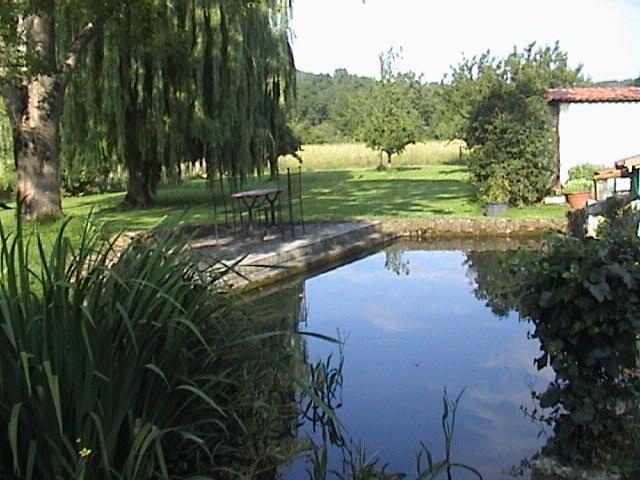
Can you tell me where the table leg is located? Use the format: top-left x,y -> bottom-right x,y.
244,197 -> 260,233
266,192 -> 280,226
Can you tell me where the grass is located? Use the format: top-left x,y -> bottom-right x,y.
280,141 -> 466,171
0,147 -> 569,245
0,164 -> 568,242
8,167 -> 561,220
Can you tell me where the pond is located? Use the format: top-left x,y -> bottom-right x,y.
260,239 -> 553,479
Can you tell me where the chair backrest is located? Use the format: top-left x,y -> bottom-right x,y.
287,166 -> 302,203
285,166 -> 304,234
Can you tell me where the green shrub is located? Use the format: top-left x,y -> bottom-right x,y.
0,219 -> 298,479
61,168 -> 126,196
0,162 -> 15,201
465,81 -> 556,205
562,178 -> 592,194
290,120 -> 348,145
479,166 -> 510,203
567,164 -> 605,182
445,43 -> 583,205
517,223 -> 640,468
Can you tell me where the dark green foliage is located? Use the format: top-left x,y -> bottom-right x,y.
292,121 -> 345,145
0,219 -> 300,479
465,81 -> 556,204
291,68 -> 440,146
61,167 -> 124,196
444,43 -> 584,205
517,219 -> 640,467
0,103 -> 14,200
290,70 -> 376,144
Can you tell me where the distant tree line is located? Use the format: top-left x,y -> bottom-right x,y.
291,66 -> 440,145
289,69 -> 375,144
593,78 -> 640,87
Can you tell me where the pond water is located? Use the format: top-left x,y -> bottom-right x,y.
268,240 -> 553,479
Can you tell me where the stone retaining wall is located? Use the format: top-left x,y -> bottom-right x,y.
381,217 -> 567,239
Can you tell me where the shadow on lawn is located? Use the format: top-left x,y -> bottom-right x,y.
66,168 -> 475,229
301,170 -> 475,218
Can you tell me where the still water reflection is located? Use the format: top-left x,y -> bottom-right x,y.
274,240 -> 552,479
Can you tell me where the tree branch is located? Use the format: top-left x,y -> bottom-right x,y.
58,21 -> 98,91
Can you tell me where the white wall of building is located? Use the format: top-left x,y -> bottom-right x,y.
558,102 -> 640,183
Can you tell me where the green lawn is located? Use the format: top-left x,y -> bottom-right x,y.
0,165 -> 568,239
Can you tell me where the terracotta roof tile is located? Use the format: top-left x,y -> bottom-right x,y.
615,154 -> 640,171
547,87 -> 640,103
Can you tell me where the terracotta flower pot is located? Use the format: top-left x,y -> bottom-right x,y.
564,191 -> 591,210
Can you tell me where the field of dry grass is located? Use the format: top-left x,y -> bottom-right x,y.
279,141 -> 466,171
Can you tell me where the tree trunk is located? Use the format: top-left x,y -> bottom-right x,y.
268,153 -> 279,180
121,102 -> 152,208
14,5 -> 63,220
123,170 -> 152,207
15,77 -> 63,219
1,2 -> 97,220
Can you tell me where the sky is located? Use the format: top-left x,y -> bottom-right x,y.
289,0 -> 640,82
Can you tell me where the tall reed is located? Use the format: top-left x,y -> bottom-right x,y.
0,217 -> 298,479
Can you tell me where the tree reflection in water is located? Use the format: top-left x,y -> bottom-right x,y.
385,248 -> 411,276
464,249 -> 522,318
463,233 -> 640,477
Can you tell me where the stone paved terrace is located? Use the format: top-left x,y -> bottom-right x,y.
191,221 -> 394,290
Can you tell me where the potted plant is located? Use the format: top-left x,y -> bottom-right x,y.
561,163 -> 601,210
482,173 -> 510,216
563,179 -> 592,210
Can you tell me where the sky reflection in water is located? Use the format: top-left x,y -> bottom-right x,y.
286,247 -> 553,480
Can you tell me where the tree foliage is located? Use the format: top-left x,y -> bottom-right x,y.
61,0 -> 297,206
352,49 -> 423,167
0,102 -> 13,200
1,0 -> 297,212
289,69 -> 375,144
443,43 -> 584,204
290,68 -> 440,145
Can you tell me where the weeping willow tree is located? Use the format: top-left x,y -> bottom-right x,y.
0,0 -> 127,219
61,0 -> 297,207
